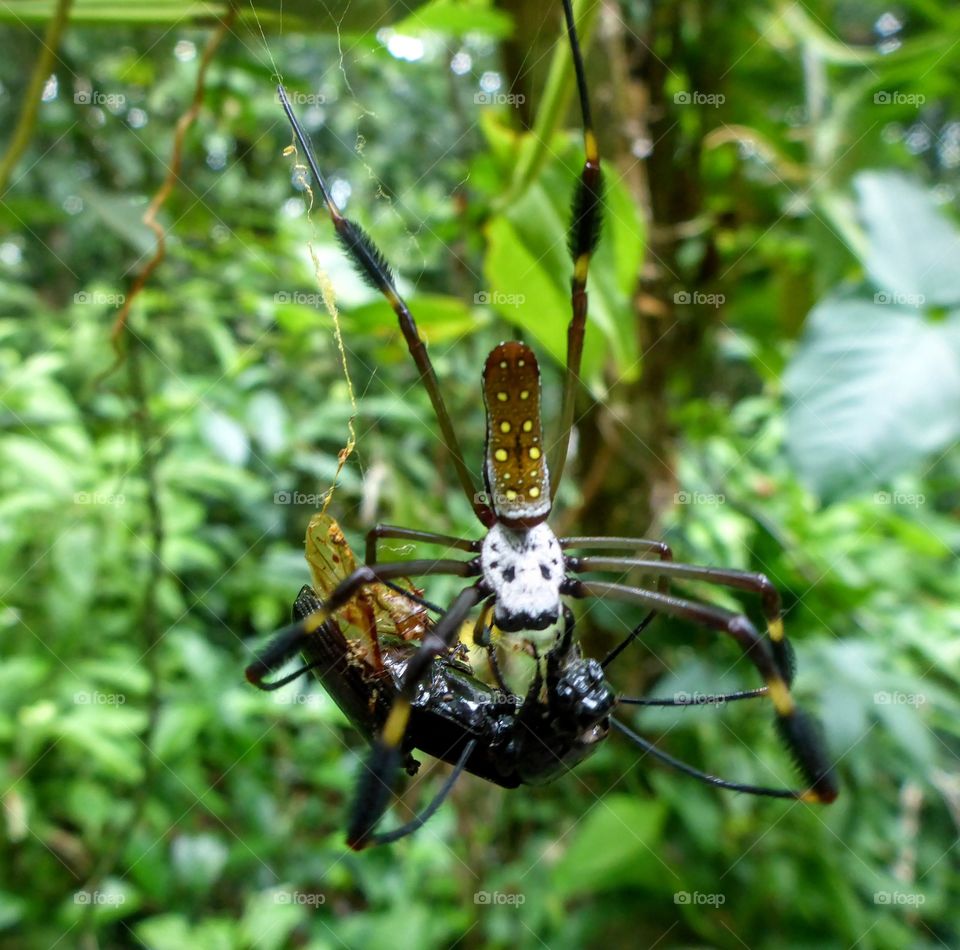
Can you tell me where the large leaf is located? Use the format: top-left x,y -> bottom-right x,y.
484,130 -> 644,393
785,294 -> 960,497
855,171 -> 960,306
552,796 -> 667,897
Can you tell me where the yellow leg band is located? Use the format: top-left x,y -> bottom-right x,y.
382,699 -> 412,748
768,678 -> 796,716
584,129 -> 599,163
769,618 -> 785,642
574,254 -> 591,283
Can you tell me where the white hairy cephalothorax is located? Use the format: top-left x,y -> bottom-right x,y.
480,521 -> 564,632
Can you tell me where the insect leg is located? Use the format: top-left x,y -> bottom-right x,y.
245,558 -> 479,689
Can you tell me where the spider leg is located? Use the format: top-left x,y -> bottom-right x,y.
347,583 -> 488,850
611,719 -> 814,800
245,558 -> 479,689
619,688 -> 768,707
277,87 -> 494,528
562,537 -> 673,667
364,523 -> 481,565
561,577 -> 838,803
566,556 -> 795,683
551,0 -> 604,496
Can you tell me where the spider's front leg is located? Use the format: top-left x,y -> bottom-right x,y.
347,582 -> 489,850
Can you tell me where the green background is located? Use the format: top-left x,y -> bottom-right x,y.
1,0 -> 958,947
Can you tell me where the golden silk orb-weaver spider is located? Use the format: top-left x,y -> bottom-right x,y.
247,0 -> 838,849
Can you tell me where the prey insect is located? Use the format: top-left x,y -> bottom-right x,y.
248,514 -> 622,845
250,0 -> 838,849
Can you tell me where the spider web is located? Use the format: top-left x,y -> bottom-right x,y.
245,1 -> 435,517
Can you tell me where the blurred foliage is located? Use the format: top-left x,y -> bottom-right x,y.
1,0 -> 959,948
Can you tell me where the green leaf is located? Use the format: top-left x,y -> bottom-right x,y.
484,132 -> 643,392
552,796 -> 667,897
785,294 -> 960,497
855,171 -> 960,305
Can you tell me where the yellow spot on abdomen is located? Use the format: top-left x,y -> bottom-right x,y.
529,487 -> 540,499
494,449 -> 508,462
500,421 -> 511,434
497,392 -> 508,402
529,447 -> 541,460
522,420 -> 533,432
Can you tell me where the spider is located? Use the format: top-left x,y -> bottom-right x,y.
252,0 -> 838,850
248,515 -> 826,847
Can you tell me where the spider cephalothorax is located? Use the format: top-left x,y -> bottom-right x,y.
246,0 -> 838,849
